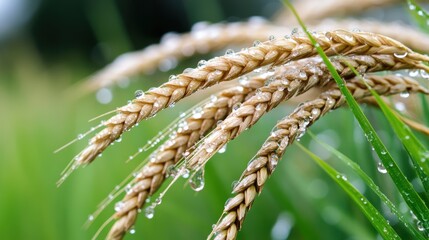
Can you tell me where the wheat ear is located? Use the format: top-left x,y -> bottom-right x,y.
67,30 -> 429,174
105,53 -> 426,240
311,19 -> 429,53
184,53 -> 428,170
210,74 -> 427,240
82,19 -> 429,94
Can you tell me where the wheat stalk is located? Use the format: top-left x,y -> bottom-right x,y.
104,53 -> 425,239
210,74 -> 428,240
65,30 -> 429,179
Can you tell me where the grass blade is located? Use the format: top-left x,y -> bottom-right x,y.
308,131 -> 426,240
344,62 -> 429,193
297,143 -> 401,240
283,0 -> 429,232
407,0 -> 429,34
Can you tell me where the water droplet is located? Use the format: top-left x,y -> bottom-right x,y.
181,168 -> 190,179
270,153 -> 279,169
115,137 -> 122,143
233,103 -> 241,111
394,52 -> 408,59
253,40 -> 261,47
125,184 -> 133,194
144,206 -> 155,219
129,227 -> 136,234
114,201 -> 125,212
377,162 -> 387,174
169,75 -> 177,81
77,134 -> 84,140
418,10 -> 424,16
409,4 -> 416,10
268,35 -> 275,41
88,215 -> 94,221
225,49 -> 234,56
291,28 -> 298,37
218,145 -> 227,154
189,168 -> 205,192
400,91 -> 409,98
360,198 -> 367,205
166,165 -> 178,177
154,197 -> 162,205
197,60 -> 207,68
417,221 -> 425,231
420,70 -> 429,79
135,90 -> 144,98
298,71 -> 307,79
311,108 -> 320,118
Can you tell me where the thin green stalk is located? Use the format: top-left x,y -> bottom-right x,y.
283,0 -> 429,232
297,143 -> 400,240
309,131 -> 426,240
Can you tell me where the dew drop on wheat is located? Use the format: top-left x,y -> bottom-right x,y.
270,153 -> 279,168
181,168 -> 190,179
114,201 -> 125,212
291,28 -> 298,37
154,197 -> 162,205
198,60 -> 207,68
144,206 -> 155,219
218,145 -> 227,154
394,52 -> 408,59
225,49 -> 234,56
129,227 -> 136,234
77,134 -> 84,140
253,40 -> 261,47
377,162 -> 387,174
135,90 -> 144,98
400,91 -> 409,98
88,215 -> 94,221
189,168 -> 205,192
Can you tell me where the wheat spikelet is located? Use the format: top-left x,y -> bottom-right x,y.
104,53 -> 425,240
210,74 -> 428,240
66,30 -> 429,177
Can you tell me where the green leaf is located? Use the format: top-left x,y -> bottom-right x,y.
308,131 -> 426,240
407,0 -> 429,34
283,0 -> 429,232
343,61 -> 429,193
297,143 -> 401,240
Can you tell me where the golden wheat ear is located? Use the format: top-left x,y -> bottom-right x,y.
210,74 -> 428,240
103,52 -> 426,239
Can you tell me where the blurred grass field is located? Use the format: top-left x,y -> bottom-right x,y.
1,0 -> 428,239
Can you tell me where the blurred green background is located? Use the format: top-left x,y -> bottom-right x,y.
1,0 -> 428,239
